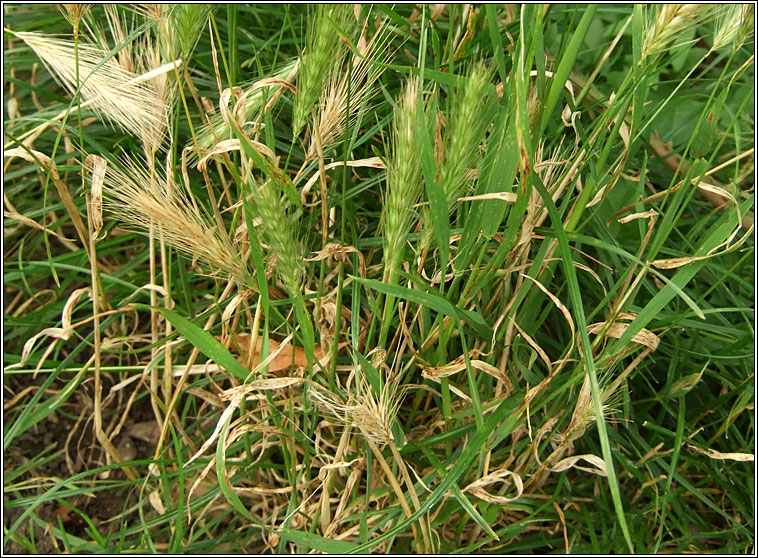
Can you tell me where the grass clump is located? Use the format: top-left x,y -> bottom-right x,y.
3,4 -> 754,555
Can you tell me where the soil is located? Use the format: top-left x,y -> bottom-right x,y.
3,370 -> 158,554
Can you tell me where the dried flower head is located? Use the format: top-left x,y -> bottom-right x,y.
17,31 -> 170,152
311,370 -> 404,449
60,4 -> 91,29
102,154 -> 250,283
306,20 -> 391,160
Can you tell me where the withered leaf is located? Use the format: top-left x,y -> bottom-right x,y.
231,333 -> 346,372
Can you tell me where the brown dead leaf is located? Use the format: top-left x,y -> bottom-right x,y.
127,421 -> 160,445
51,503 -> 85,528
231,333 -> 346,372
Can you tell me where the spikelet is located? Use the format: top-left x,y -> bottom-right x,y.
102,155 -> 249,284
641,5 -> 714,62
382,78 -> 423,284
59,4 -> 91,29
134,33 -> 172,158
293,5 -> 353,134
306,20 -> 391,161
102,5 -> 134,72
252,179 -> 305,300
168,4 -> 211,59
16,31 -> 169,152
101,6 -> 174,157
420,63 -> 493,248
439,62 -> 492,205
713,5 -> 754,53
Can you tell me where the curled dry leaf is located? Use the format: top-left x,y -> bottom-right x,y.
317,458 -> 362,481
520,273 -> 575,375
3,209 -> 75,242
6,287 -> 90,369
651,221 -> 753,270
585,181 -> 610,210
306,242 -> 366,278
551,454 -> 607,476
149,490 -> 166,515
86,155 -> 107,240
4,147 -> 89,250
420,351 -> 510,385
510,318 -> 553,373
669,368 -> 705,397
119,283 -> 170,306
220,377 -> 303,400
462,467 -> 524,505
185,376 -> 302,467
301,157 -> 385,205
617,209 -> 658,224
587,321 -> 659,351
195,138 -> 276,172
248,76 -> 296,95
561,103 -> 581,128
457,191 -> 518,203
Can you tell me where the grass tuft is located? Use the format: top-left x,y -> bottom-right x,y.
3,4 -> 753,555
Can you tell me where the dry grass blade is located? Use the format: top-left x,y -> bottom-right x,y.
587,321 -> 660,352
301,157 -> 385,205
195,138 -> 276,172
686,445 -> 754,462
5,287 -> 90,370
551,454 -> 608,476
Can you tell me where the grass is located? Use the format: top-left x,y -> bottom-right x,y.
2,4 -> 755,554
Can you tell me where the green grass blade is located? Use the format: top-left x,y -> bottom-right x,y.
530,173 -> 634,553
